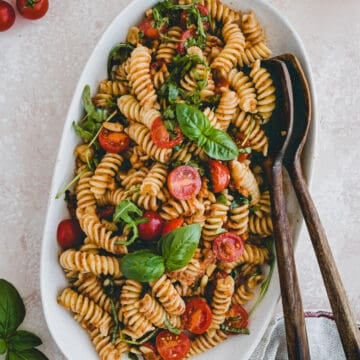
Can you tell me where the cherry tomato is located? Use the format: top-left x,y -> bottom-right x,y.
138,211 -> 165,241
182,298 -> 212,334
0,1 -> 15,32
16,0 -> 48,20
156,331 -> 190,360
139,18 -> 160,39
208,160 -> 230,193
98,128 -> 130,153
177,29 -> 195,54
224,304 -> 249,333
213,232 -> 244,262
150,117 -> 183,149
196,3 -> 209,16
57,219 -> 84,249
97,205 -> 115,220
168,165 -> 202,200
162,218 -> 184,236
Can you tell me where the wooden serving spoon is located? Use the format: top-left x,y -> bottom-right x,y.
275,53 -> 360,360
262,58 -> 310,360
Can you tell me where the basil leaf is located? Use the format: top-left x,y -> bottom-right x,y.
202,128 -> 239,160
120,250 -> 165,282
8,331 -> 42,352
6,349 -> 48,360
176,103 -> 239,160
0,279 -> 25,337
158,224 -> 200,271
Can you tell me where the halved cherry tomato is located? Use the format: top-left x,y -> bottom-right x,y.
177,29 -> 195,54
139,17 -> 159,39
208,160 -> 230,193
156,331 -> 190,360
98,205 -> 115,220
0,1 -> 15,32
57,219 -> 84,249
182,298 -> 212,334
213,232 -> 244,262
98,128 -> 130,153
162,218 -> 184,236
196,3 -> 209,16
168,165 -> 202,200
224,304 -> 249,333
16,0 -> 48,20
138,211 -> 165,241
150,117 -> 183,149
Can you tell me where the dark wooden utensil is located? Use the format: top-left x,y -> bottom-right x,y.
275,53 -> 360,360
262,59 -> 310,360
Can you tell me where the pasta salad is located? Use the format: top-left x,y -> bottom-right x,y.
55,0 -> 276,359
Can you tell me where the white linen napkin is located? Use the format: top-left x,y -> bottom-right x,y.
249,311 -> 359,359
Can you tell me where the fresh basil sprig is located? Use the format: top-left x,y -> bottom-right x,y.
0,279 -> 48,360
158,224 -> 200,271
120,250 -> 165,282
120,224 -> 201,282
113,200 -> 147,246
176,103 -> 239,160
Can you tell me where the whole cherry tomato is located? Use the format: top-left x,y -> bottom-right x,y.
57,219 -> 84,249
0,1 -> 15,32
138,211 -> 165,241
156,331 -> 190,360
162,218 -> 184,236
168,165 -> 202,200
213,232 -> 244,262
98,128 -> 130,153
182,297 -> 212,334
208,160 -> 230,193
16,0 -> 48,20
150,117 -> 183,149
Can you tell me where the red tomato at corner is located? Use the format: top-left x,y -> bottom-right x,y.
213,232 -> 244,262
16,0 -> 48,20
182,297 -> 212,334
208,160 -> 230,193
57,219 -> 84,249
156,331 -> 190,360
162,218 -> 184,236
0,1 -> 15,32
98,128 -> 130,153
139,18 -> 160,39
225,304 -> 249,333
168,165 -> 202,200
138,211 -> 164,241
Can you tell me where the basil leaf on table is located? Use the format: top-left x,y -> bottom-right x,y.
0,280 -> 25,337
176,103 -> 239,160
158,224 -> 201,271
6,348 -> 48,360
120,250 -> 165,282
7,331 -> 42,352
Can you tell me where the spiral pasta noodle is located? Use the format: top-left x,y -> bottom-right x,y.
215,88 -> 239,131
189,330 -> 228,356
117,94 -> 142,122
140,163 -> 167,196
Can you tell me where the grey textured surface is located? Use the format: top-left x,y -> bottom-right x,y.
0,0 -> 359,359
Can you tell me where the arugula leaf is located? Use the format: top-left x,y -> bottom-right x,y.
176,103 -> 239,160
0,338 -> 7,354
158,224 -> 201,271
163,318 -> 181,335
107,43 -> 134,79
120,250 -> 165,282
6,348 -> 48,360
0,280 -> 25,338
113,200 -> 146,245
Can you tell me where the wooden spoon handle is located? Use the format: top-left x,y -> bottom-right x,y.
290,159 -> 360,359
271,163 -> 310,360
